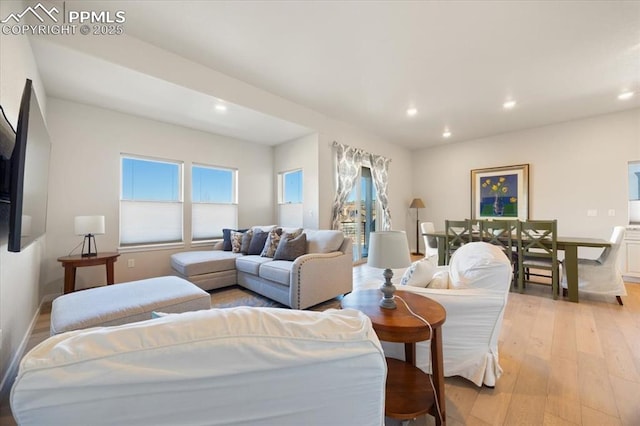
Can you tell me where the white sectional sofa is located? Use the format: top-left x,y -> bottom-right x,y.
11,307 -> 387,425
171,227 -> 353,309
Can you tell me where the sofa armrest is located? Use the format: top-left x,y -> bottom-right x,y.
290,249 -> 353,309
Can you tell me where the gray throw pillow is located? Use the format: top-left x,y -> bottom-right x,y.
248,230 -> 269,255
240,229 -> 253,254
274,233 -> 307,261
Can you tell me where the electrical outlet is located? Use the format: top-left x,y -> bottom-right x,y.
127,259 -> 135,268
587,209 -> 598,217
608,209 -> 615,217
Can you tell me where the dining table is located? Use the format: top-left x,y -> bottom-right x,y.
424,231 -> 611,303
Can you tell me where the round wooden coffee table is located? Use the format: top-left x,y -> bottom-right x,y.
342,289 -> 446,425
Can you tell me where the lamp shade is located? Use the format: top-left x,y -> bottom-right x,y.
74,215 -> 105,236
367,231 -> 412,269
410,198 -> 425,209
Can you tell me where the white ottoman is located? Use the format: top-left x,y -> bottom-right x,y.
51,276 -> 211,335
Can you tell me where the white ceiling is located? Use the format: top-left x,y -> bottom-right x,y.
33,1 -> 640,149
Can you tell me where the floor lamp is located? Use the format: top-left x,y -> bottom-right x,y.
409,198 -> 425,255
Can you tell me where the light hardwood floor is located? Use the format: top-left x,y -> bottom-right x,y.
2,263 -> 639,425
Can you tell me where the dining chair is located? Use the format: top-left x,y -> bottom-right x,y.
517,219 -> 559,299
479,220 -> 518,285
445,219 -> 472,264
560,226 -> 626,305
420,221 -> 439,262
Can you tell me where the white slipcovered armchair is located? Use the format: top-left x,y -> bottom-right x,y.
378,242 -> 512,387
561,226 -> 627,305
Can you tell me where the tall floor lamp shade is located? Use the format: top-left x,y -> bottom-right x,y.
409,198 -> 425,255
367,231 -> 412,309
74,215 -> 105,257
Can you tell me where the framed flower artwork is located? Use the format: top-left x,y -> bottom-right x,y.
471,164 -> 529,220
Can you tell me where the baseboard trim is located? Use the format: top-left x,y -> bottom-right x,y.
0,295 -> 50,402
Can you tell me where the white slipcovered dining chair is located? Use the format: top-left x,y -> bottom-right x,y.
420,221 -> 439,263
561,226 -> 627,305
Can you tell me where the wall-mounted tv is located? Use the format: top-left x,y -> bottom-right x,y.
5,79 -> 51,252
0,105 -> 15,240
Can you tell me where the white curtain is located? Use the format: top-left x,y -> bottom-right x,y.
331,143 -> 365,230
370,153 -> 392,230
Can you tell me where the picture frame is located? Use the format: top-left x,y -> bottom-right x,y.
471,164 -> 529,220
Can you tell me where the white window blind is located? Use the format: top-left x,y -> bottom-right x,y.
120,201 -> 183,245
192,203 -> 238,239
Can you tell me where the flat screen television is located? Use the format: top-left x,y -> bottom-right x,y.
5,79 -> 51,252
0,105 -> 15,239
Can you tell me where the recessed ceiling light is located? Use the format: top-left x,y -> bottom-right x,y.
618,91 -> 634,100
406,108 -> 418,116
503,100 -> 516,109
442,130 -> 452,138
215,104 -> 227,112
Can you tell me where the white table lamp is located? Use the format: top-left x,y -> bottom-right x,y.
367,231 -> 412,309
74,215 -> 105,257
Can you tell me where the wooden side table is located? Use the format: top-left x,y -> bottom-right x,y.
342,289 -> 447,425
57,252 -> 120,294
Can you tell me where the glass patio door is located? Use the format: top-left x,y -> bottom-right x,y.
342,167 -> 377,263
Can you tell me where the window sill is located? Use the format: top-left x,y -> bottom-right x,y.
191,239 -> 221,249
118,242 -> 186,253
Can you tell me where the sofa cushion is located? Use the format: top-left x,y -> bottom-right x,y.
274,233 -> 307,261
305,230 -> 345,254
259,260 -> 293,286
171,250 -> 242,277
236,255 -> 273,275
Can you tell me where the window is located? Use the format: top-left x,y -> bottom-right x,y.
192,164 -> 237,240
278,169 -> 303,227
120,156 -> 183,246
279,169 -> 303,204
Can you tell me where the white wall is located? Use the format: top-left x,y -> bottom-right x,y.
0,0 -> 48,396
43,98 -> 275,292
411,108 -> 640,251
